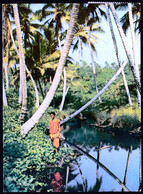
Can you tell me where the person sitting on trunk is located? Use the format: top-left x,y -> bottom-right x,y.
49,112 -> 61,153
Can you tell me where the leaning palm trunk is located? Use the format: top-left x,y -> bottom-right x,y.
20,4 -> 80,136
8,17 -> 39,107
13,4 -> 27,122
86,23 -> 102,103
128,3 -> 141,108
109,3 -> 141,94
60,60 -> 128,125
106,3 -> 132,105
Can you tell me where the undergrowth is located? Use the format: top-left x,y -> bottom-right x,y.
3,106 -> 77,192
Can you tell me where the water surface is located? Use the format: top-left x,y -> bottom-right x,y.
63,120 -> 141,192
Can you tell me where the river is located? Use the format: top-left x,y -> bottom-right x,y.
59,120 -> 141,192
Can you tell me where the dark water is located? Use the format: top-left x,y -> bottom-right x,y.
61,120 -> 141,192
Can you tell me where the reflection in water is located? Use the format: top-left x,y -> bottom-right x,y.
122,145 -> 132,192
65,140 -> 129,191
51,171 -> 63,192
63,121 -> 140,191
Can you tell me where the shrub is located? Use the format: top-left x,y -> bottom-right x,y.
3,106 -> 77,192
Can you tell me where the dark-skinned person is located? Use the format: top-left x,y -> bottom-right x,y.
49,112 -> 61,153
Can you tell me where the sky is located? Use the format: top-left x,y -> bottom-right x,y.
30,3 -> 141,68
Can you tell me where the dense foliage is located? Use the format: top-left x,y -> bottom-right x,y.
3,100 -> 77,192
3,3 -> 141,192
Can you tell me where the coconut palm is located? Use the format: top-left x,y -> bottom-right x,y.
12,4 -> 27,122
114,2 -> 141,108
72,22 -> 103,103
60,59 -> 128,125
20,3 -> 80,136
7,15 -> 40,107
2,4 -> 10,91
128,3 -> 141,108
105,3 -> 132,106
85,20 -> 102,103
108,3 -> 141,95
115,3 -> 141,35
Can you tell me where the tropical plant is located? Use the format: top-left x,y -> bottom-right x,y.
60,60 -> 128,125
20,3 -> 80,136
109,3 -> 141,95
105,3 -> 132,105
12,4 -> 27,122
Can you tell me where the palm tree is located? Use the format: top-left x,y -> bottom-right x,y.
105,3 -> 132,106
12,4 -> 27,122
60,59 -> 128,125
109,3 -> 141,94
85,20 -> 102,103
128,3 -> 141,108
72,22 -> 103,103
2,4 -> 10,91
7,15 -> 40,107
20,3 -> 80,136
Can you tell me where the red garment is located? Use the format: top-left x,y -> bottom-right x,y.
51,172 -> 62,192
49,119 -> 60,134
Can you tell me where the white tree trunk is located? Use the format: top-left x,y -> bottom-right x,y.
3,58 -> 9,91
128,3 -> 141,108
86,23 -> 102,103
60,67 -> 67,111
13,4 -> 27,121
109,3 -> 141,94
106,3 -> 132,105
3,77 -> 8,107
8,17 -> 39,107
60,60 -> 128,125
20,4 -> 80,136
60,38 -> 82,110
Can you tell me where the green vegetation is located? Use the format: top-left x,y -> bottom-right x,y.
3,3 -> 141,192
3,59 -> 141,192
3,101 -> 76,192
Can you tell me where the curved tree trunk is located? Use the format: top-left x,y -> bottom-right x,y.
128,3 -> 141,108
86,21 -> 102,103
60,60 -> 128,125
13,4 -> 27,122
20,3 -> 80,136
109,3 -> 141,94
8,17 -> 39,107
106,3 -> 132,105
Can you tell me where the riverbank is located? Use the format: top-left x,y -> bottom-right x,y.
83,103 -> 141,137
